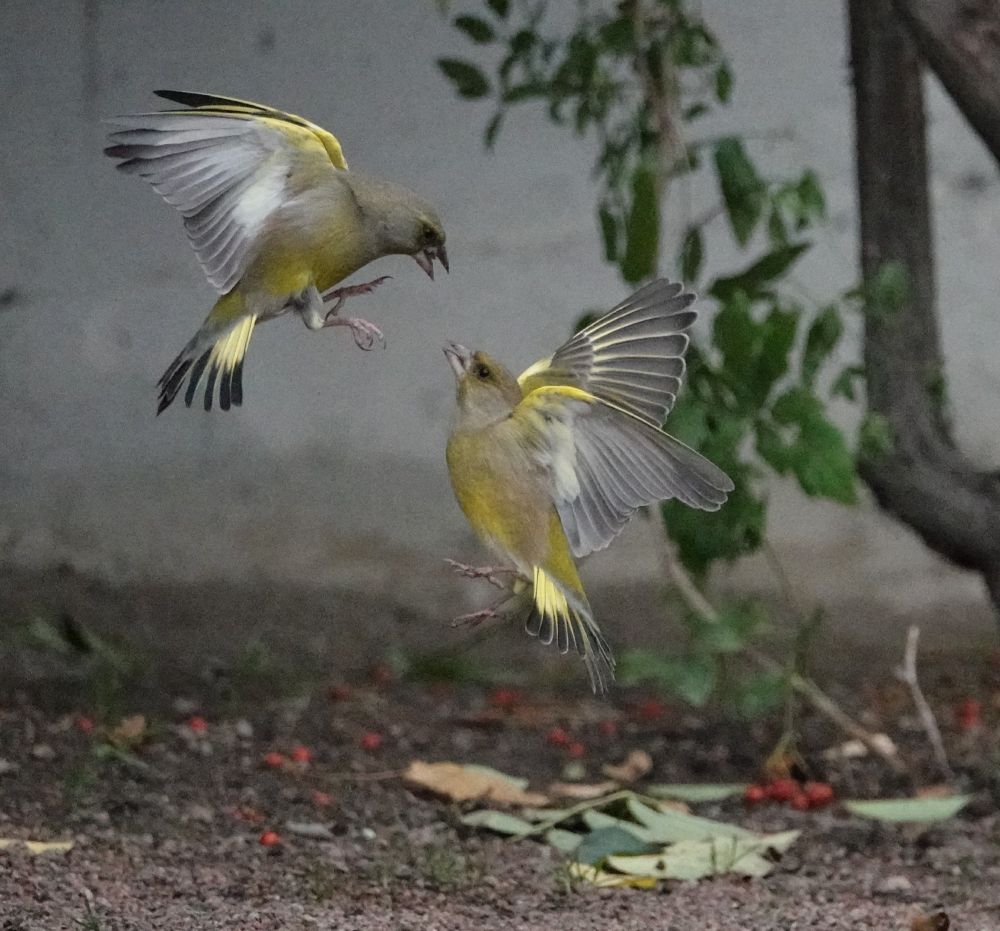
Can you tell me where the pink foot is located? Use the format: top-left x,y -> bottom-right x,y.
444,558 -> 518,590
450,607 -> 499,629
322,276 -> 392,350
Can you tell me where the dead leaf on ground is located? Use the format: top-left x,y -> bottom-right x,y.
403,761 -> 548,806
107,714 -> 148,749
549,780 -> 619,800
911,911 -> 950,931
0,838 -> 74,855
602,750 -> 652,783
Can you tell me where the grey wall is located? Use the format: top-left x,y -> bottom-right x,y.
2,0 -> 998,646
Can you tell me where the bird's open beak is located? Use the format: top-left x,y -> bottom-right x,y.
443,341 -> 472,378
415,244 -> 449,280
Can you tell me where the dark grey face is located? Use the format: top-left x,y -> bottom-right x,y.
413,216 -> 448,279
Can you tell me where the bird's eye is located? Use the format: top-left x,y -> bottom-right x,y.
422,225 -> 437,242
474,363 -> 491,380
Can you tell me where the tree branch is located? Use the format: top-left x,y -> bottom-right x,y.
893,0 -> 1000,166
848,0 -> 1000,614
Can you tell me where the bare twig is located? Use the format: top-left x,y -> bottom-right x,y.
895,624 -> 954,781
660,537 -> 908,774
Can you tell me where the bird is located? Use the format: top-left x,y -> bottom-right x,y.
105,90 -> 448,413
443,279 -> 734,692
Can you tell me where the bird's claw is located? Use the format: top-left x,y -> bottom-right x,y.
321,275 -> 392,306
323,313 -> 385,350
450,607 -> 498,629
444,558 -> 516,590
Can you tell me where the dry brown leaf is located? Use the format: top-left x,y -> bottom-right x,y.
602,750 -> 653,783
548,780 -> 619,800
403,761 -> 548,806
108,714 -> 148,748
911,911 -> 949,931
822,733 -> 897,762
0,838 -> 74,855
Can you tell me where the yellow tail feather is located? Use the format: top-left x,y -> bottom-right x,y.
528,566 -> 615,693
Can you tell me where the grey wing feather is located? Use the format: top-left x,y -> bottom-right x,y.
531,279 -> 697,426
105,114 -> 290,293
557,401 -> 734,557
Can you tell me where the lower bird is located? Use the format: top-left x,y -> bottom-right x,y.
443,279 -> 733,692
105,91 -> 448,413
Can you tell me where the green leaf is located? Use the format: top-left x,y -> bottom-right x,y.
453,14 -> 495,44
620,163 -> 660,283
437,58 -> 492,99
733,671 -> 788,719
771,386 -> 822,425
797,170 -> 826,221
714,62 -> 733,103
597,17 -> 632,54
647,784 -> 748,803
844,796 -> 970,823
750,305 -> 799,403
575,826 -> 659,866
626,798 -> 755,843
712,290 -> 756,380
598,203 -> 618,263
801,304 -> 843,386
484,111 -> 504,149
709,243 -> 810,302
486,0 -> 510,17
680,226 -> 704,282
858,412 -> 894,463
792,417 -> 857,504
460,810 -> 536,835
714,138 -> 765,247
545,828 -> 581,854
754,419 -> 792,473
831,365 -> 863,402
616,650 -> 717,706
866,260 -> 909,318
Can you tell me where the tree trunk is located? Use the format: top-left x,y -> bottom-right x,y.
893,0 -> 1000,166
847,0 -> 1000,616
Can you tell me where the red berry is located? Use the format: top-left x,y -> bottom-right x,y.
545,727 -> 571,747
258,830 -> 281,847
955,698 -> 981,732
75,714 -> 95,735
597,719 -> 619,739
744,784 -> 767,805
790,792 -> 811,812
766,778 -> 800,803
290,745 -> 312,764
186,715 -> 208,733
262,751 -> 286,769
636,698 -> 666,721
567,741 -> 586,759
359,731 -> 383,751
311,790 -> 333,808
328,685 -> 352,702
489,688 -> 522,711
804,781 -> 835,807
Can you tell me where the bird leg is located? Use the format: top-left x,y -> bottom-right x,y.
444,558 -> 519,591
320,276 -> 392,351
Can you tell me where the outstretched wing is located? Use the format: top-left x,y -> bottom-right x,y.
512,385 -> 734,557
105,90 -> 349,294
518,279 -> 696,427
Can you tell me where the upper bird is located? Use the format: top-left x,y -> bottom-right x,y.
444,280 -> 734,693
105,90 -> 448,413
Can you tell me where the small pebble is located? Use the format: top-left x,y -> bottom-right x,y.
876,874 -> 912,894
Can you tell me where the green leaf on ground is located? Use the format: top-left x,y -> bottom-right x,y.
844,796 -> 971,823
647,784 -> 748,803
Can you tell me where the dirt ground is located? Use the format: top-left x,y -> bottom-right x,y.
2,566 -> 999,930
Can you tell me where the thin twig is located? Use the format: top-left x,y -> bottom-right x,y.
660,539 -> 908,774
895,625 -> 954,781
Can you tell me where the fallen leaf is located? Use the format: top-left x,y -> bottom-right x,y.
844,795 -> 970,823
285,821 -> 335,841
545,827 -> 581,854
626,797 -> 755,842
0,838 -> 74,855
575,826 -> 659,865
568,861 -> 657,889
822,733 -> 897,761
549,781 -> 619,800
607,835 -> 778,881
648,783 -> 747,803
108,714 -> 147,749
460,810 -> 535,835
602,750 -> 653,783
911,911 -> 950,931
403,761 -> 548,806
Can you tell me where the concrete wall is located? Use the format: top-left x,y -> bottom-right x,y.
2,0 -> 998,647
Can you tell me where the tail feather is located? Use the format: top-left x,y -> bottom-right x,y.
157,314 -> 257,414
527,566 -> 615,694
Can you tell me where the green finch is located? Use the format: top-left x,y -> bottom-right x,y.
444,280 -> 733,692
105,91 -> 448,413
